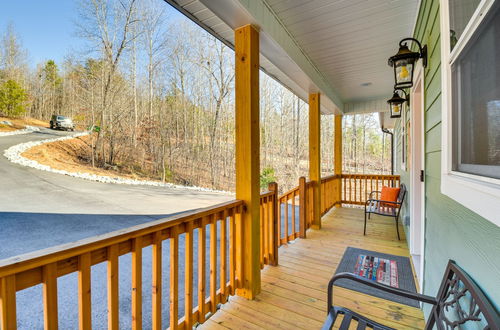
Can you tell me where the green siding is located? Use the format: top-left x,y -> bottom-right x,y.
394,0 -> 500,317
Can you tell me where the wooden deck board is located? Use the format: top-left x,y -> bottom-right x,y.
199,207 -> 425,329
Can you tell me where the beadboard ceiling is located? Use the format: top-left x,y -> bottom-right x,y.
164,0 -> 420,115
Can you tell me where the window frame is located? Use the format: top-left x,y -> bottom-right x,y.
440,0 -> 500,226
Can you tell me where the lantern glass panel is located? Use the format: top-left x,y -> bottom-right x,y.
394,58 -> 414,88
391,102 -> 402,118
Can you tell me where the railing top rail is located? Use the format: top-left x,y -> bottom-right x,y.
260,191 -> 275,199
321,174 -> 339,182
0,199 -> 244,278
341,174 -> 400,179
278,186 -> 299,200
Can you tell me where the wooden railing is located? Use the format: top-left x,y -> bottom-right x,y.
0,173 -> 400,329
341,174 -> 400,205
276,184 -> 301,245
321,174 -> 340,215
259,183 -> 279,267
0,200 -> 245,330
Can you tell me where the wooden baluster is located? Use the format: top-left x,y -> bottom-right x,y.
107,245 -> 119,330
268,182 -> 279,265
1,275 -> 17,330
220,211 -> 227,302
363,176 -> 368,204
209,216 -> 217,314
259,199 -> 264,267
228,212 -> 236,295
43,263 -> 58,330
343,176 -> 346,204
198,218 -> 207,323
131,237 -> 142,330
299,177 -> 307,238
78,253 -> 92,330
277,198 -> 281,244
354,176 -> 357,204
359,176 -> 362,204
284,197 -> 289,243
169,227 -> 179,330
349,177 -> 352,204
270,195 -> 275,259
152,232 -> 162,330
185,222 -> 194,328
292,192 -> 296,238
321,181 -> 325,214
235,206 -> 244,292
262,199 -> 268,265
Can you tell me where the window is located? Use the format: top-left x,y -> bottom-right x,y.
441,0 -> 500,225
451,2 -> 500,179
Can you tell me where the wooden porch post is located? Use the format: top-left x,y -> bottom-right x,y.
334,115 -> 343,207
309,93 -> 321,229
235,24 -> 260,299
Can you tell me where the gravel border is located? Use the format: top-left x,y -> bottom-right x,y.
3,132 -> 230,194
0,126 -> 40,137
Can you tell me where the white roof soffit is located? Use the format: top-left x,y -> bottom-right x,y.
165,0 -> 419,115
164,0 -> 342,114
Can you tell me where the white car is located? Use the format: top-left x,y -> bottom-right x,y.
50,115 -> 75,131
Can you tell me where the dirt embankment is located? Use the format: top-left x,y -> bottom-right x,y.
0,116 -> 49,132
21,135 -> 160,182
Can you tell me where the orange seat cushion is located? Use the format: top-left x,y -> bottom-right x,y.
380,186 -> 400,207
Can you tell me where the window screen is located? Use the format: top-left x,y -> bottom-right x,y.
449,0 -> 481,50
451,2 -> 500,179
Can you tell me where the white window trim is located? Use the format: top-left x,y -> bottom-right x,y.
440,0 -> 500,227
401,106 -> 406,172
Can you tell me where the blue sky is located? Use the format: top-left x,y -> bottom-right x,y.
0,1 -> 182,67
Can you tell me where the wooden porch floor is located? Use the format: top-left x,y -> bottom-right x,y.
199,207 -> 425,329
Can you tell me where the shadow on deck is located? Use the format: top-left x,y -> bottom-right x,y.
200,207 -> 425,329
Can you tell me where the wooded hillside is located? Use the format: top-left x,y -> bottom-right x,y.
0,0 -> 391,192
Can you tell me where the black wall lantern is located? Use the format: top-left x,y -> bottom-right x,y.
387,89 -> 409,118
388,38 -> 427,89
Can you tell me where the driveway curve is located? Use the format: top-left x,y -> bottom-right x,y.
0,128 -> 233,329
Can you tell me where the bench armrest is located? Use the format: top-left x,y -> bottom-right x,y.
368,191 -> 381,200
365,198 -> 402,206
327,272 -> 437,311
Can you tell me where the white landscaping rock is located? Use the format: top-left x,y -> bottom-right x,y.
3,132 -> 229,194
0,125 -> 40,137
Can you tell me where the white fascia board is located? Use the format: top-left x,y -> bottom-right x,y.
198,0 -> 343,114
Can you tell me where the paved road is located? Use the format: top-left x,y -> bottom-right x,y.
0,128 -> 232,329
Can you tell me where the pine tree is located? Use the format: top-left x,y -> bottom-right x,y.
0,79 -> 27,117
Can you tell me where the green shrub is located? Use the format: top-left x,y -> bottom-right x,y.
260,166 -> 276,190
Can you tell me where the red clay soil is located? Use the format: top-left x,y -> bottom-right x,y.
21,135 -> 156,181
0,116 -> 49,132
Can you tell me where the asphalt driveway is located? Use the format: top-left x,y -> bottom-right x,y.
0,128 -> 232,329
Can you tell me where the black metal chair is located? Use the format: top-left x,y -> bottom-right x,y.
322,260 -> 500,330
364,183 -> 406,240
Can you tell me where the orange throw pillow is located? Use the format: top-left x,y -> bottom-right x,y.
380,186 -> 400,207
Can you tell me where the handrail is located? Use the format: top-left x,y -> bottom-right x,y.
0,200 -> 244,277
0,200 -> 245,329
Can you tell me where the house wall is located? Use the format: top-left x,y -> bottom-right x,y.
394,0 -> 500,316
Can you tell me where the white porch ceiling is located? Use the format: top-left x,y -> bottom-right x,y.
164,0 -> 420,115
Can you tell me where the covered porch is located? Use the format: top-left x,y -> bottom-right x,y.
2,0 -> 481,329
200,207 -> 424,329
